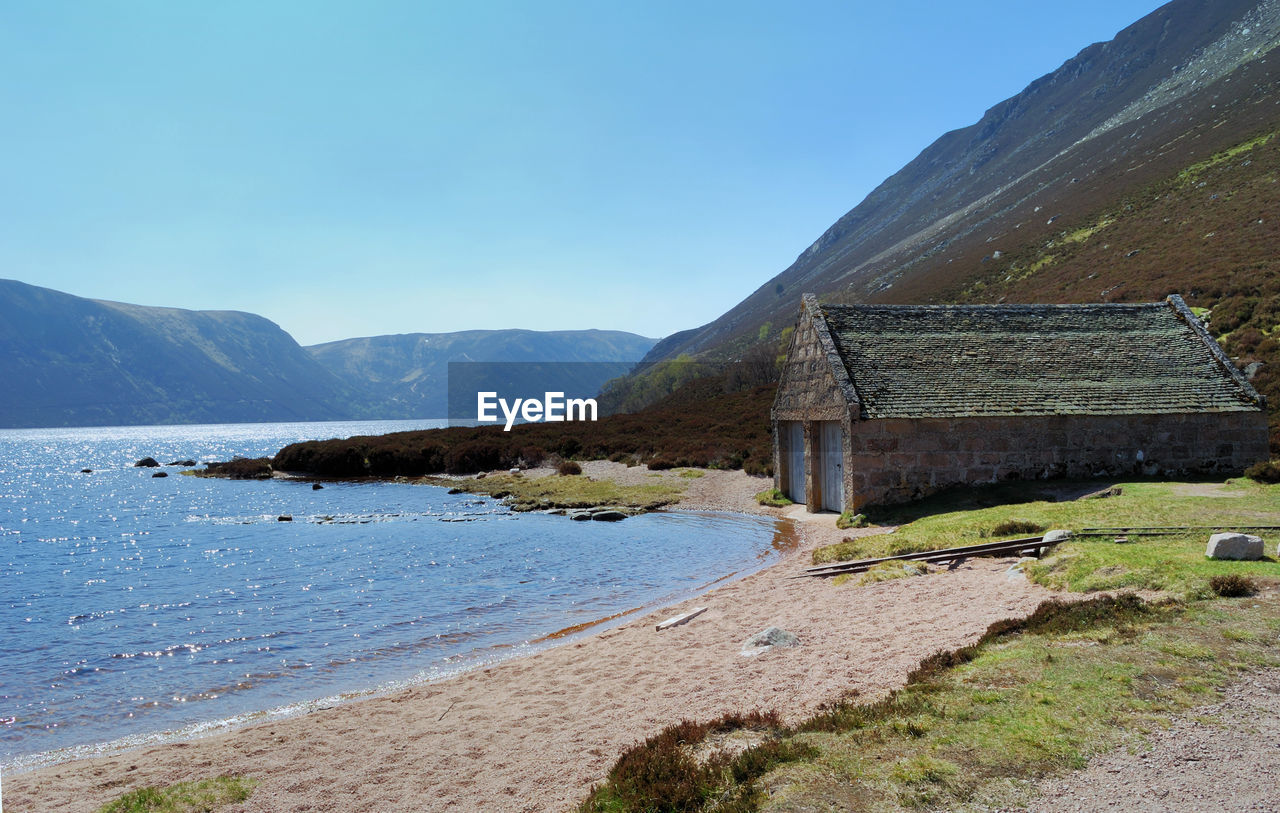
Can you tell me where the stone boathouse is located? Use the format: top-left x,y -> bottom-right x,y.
772,293 -> 1269,512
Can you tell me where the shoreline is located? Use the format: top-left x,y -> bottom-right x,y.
3,503 -> 787,779
7,463 -> 1056,812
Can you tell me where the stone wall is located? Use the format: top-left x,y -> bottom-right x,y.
844,410 -> 1270,510
772,302 -> 849,503
771,305 -> 845,422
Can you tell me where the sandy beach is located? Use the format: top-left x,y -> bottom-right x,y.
6,463 -> 1055,812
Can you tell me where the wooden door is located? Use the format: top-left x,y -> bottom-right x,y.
819,421 -> 844,512
784,421 -> 805,504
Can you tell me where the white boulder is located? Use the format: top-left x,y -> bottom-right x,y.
1205,532 -> 1264,561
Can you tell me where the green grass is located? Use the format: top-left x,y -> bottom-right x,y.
426,471 -> 685,512
767,595 -> 1280,811
835,510 -> 867,530
832,560 -> 931,588
813,479 -> 1280,597
1028,531 -> 1278,598
581,593 -> 1280,812
97,776 -> 257,813
754,488 -> 793,507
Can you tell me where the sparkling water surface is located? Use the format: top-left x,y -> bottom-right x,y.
0,421 -> 785,770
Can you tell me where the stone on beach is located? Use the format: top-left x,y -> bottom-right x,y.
1205,532 -> 1264,560
741,626 -> 800,657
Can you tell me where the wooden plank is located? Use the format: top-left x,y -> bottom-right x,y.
656,607 -> 707,631
804,536 -> 1045,575
802,536 -> 1048,579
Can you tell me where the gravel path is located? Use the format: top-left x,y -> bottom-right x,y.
1024,668 -> 1280,812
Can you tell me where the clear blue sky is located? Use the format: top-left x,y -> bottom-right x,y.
0,0 -> 1168,346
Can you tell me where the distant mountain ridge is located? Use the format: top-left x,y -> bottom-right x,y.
307,330 -> 658,419
0,280 -> 657,428
644,0 -> 1280,362
0,278 -> 368,428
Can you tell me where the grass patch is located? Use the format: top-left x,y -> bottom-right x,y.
678,468 -> 706,478
850,560 -> 930,587
431,472 -> 685,512
98,776 -> 257,813
835,511 -> 867,530
754,488 -> 793,507
1028,531 -> 1279,598
814,479 -> 1280,597
582,593 -> 1280,811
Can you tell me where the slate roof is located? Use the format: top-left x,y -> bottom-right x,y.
813,296 -> 1264,419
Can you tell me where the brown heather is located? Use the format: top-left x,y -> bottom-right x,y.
272,380 -> 775,478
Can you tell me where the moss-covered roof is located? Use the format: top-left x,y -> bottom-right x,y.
816,297 -> 1263,419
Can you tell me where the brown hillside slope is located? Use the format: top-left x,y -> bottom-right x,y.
646,0 -> 1280,363
894,122 -> 1280,451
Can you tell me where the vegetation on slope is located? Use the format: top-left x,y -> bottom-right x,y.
917,126 -> 1280,450
272,379 -> 776,478
583,479 -> 1280,812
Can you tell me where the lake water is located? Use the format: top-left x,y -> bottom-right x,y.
0,421 -> 787,772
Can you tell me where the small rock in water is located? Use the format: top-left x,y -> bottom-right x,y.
133,457 -> 160,468
741,626 -> 800,657
568,510 -> 593,521
591,510 -> 627,522
151,471 -> 168,478
80,468 -> 92,474
278,515 -> 293,522
312,483 -> 324,490
167,460 -> 196,467
446,487 -> 464,495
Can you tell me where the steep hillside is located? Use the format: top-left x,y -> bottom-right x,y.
308,330 -> 657,419
645,0 -> 1280,363
0,279 -> 371,427
913,124 -> 1280,450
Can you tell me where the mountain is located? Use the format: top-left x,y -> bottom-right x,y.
307,330 -> 658,419
0,279 -> 371,428
0,281 -> 659,427
644,0 -> 1280,363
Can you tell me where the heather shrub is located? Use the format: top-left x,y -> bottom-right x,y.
1245,459 -> 1280,483
445,441 -> 504,474
201,457 -> 273,479
991,519 -> 1047,536
557,460 -> 582,476
1209,574 -> 1257,597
